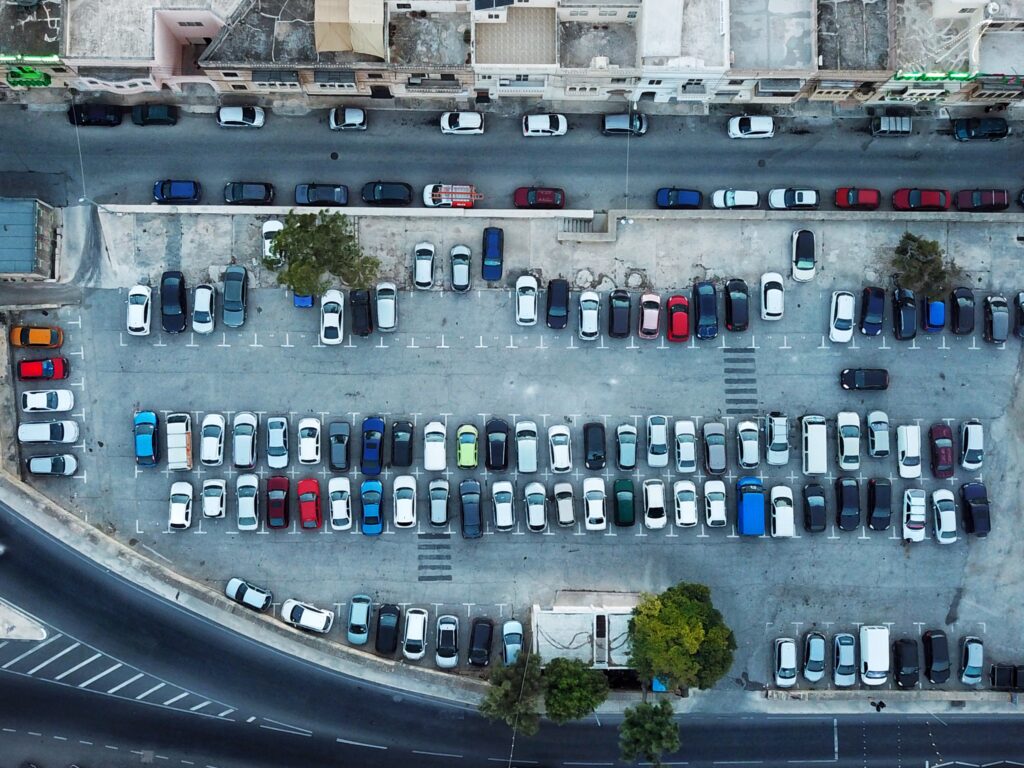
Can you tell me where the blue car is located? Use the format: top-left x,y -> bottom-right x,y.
655,187 -> 702,209
692,281 -> 718,340
361,416 -> 385,476
923,297 -> 945,333
360,480 -> 383,536
133,410 -> 159,467
293,293 -> 314,308
481,226 -> 503,281
153,179 -> 201,204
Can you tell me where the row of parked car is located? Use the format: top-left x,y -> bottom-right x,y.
667,186 -> 1024,212
126,268 -> 249,336
773,626 -> 984,689
224,576 -> 524,668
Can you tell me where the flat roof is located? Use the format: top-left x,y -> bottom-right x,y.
559,21 -> 636,68
0,200 -> 41,274
0,0 -> 63,58
639,0 -> 682,58
390,8 -> 471,67
730,0 -> 814,70
475,6 -> 556,66
818,0 -> 889,70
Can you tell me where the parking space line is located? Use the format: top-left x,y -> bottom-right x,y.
78,662 -> 122,689
218,333 -> 230,348
26,641 -> 81,675
136,682 -> 165,700
53,651 -> 101,680
2,634 -> 64,670
107,672 -> 144,694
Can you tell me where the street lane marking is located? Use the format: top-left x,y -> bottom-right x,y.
136,682 -> 165,700
26,642 -> 81,675
2,634 -> 64,669
414,750 -> 463,759
78,662 -> 122,688
107,672 -> 144,693
336,737 -> 387,750
163,692 -> 188,706
53,651 -> 102,680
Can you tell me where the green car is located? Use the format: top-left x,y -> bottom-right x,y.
613,479 -> 635,526
457,424 -> 479,469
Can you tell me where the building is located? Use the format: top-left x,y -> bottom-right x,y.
0,199 -> 60,281
532,591 -> 638,669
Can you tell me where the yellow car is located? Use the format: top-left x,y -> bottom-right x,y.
10,326 -> 63,348
456,424 -> 479,469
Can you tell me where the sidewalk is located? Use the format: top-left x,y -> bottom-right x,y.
0,597 -> 46,641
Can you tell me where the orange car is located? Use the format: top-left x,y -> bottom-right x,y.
10,326 -> 63,348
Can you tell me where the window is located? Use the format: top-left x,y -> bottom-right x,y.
569,9 -> 586,16
729,79 -> 744,85
599,9 -> 616,16
178,21 -> 204,27
627,10 -> 637,18
367,73 -> 383,79
397,2 -> 411,7
958,6 -> 974,12
684,79 -> 702,86
611,78 -> 627,84
231,84 -> 247,91
51,67 -> 66,73
515,74 -> 529,82
223,71 -> 239,78
647,79 -> 662,85
440,73 -> 455,81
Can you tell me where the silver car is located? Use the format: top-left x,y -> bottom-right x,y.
192,283 -> 216,334
232,412 -> 258,469
375,281 -> 397,332
429,479 -> 449,526
450,245 -> 471,293
413,242 -> 435,290
703,422 -> 727,475
435,615 -> 460,669
803,632 -> 826,683
236,473 -> 259,531
866,411 -> 890,458
736,420 -> 759,469
765,412 -> 789,466
646,415 -> 669,468
578,291 -> 600,341
833,633 -> 857,687
674,420 -> 697,473
265,416 -> 289,470
225,578 -> 272,612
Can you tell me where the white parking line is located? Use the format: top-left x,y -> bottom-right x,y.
107,672 -> 144,694
26,641 -> 81,675
336,737 -> 386,750
163,691 -> 188,706
2,634 -> 64,670
53,651 -> 102,680
78,662 -> 122,688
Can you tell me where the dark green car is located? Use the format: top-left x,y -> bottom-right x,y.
613,479 -> 635,526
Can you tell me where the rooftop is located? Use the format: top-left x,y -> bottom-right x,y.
475,6 -> 556,66
817,0 -> 890,71
559,20 -> 636,68
978,29 -> 1024,75
892,0 -> 972,72
0,200 -> 43,274
638,0 -> 730,70
532,592 -> 637,670
0,0 -> 62,58
730,0 -> 814,71
390,7 -> 471,67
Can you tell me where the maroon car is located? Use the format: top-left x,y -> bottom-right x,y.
892,188 -> 950,211
834,187 -> 881,211
513,186 -> 565,209
929,424 -> 955,479
953,189 -> 1010,212
266,476 -> 290,529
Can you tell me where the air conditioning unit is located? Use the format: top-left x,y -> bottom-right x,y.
590,56 -> 610,69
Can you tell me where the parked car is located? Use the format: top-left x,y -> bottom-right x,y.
666,295 -> 690,341
578,291 -> 600,341
637,293 -> 661,338
131,411 -> 160,468
513,186 -> 565,209
608,289 -> 630,338
266,476 -> 290,529
486,418 -> 510,471
350,289 -> 373,336
428,479 -> 449,527
724,279 -> 750,332
392,475 -> 417,529
960,637 -> 984,685
960,419 -> 984,471
456,424 -> 479,469
704,480 -> 727,527
225,578 -> 272,612
423,420 -> 447,473
360,417 -> 385,476
893,287 -> 917,340
833,633 -> 857,687
262,219 -> 283,263
221,265 -> 247,328
21,389 -> 74,413
903,488 -> 927,542
160,270 -> 187,333
929,423 -> 955,479
280,599 -> 334,634
953,117 -> 1009,141
984,295 -> 1009,343
491,480 -> 515,531
835,477 -> 860,531
468,617 -> 494,666
481,227 -> 504,281
361,181 -> 413,206
583,477 -> 607,531
647,415 -> 669,468
460,478 -> 483,539
328,477 -> 352,531
950,286 -> 975,335
760,273 -> 784,321
829,290 -> 855,343
774,638 -> 798,688
153,179 -> 201,204
435,615 -> 460,669
642,479 -> 667,530
692,281 -> 718,339
375,282 -> 397,332
867,478 -> 892,531
223,182 -> 274,205
502,620 -> 524,666
450,245 -> 472,293
413,242 -> 435,290
860,286 -> 885,335
360,479 -> 384,536
803,484 -> 827,533
932,489 -> 958,544
673,480 -> 698,527
347,594 -> 372,645
791,229 -> 816,281
711,189 -> 759,209
295,183 -> 348,207
836,411 -> 861,471
583,422 -> 606,470
834,187 -> 881,210
727,115 -> 774,139
18,358 -> 68,381
546,278 -> 570,330
923,629 -> 950,684
192,283 -> 215,335
390,420 -> 413,468
548,425 -> 572,473
736,420 -> 759,469
954,188 -> 1010,212
132,104 -> 177,126
126,284 -> 152,336
522,114 -> 567,136
328,107 -> 366,130
959,482 -> 990,536
375,604 -> 401,654
770,485 -> 795,538
264,416 -> 288,470
892,188 -> 950,211
616,424 -> 638,470
319,290 -> 344,346
894,638 -> 920,688
402,608 -> 429,661
803,632 -> 826,683
655,187 -> 702,209
19,419 -> 80,445
296,417 -> 321,465
67,103 -> 122,126
515,275 -> 539,326
217,106 -> 265,128
768,188 -> 819,210
440,111 -> 484,135
674,420 -> 697,473
702,422 -> 727,475
524,482 -> 547,532
840,368 -> 889,391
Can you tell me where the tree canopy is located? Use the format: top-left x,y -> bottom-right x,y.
543,657 -> 609,724
889,231 -> 965,295
478,651 -> 544,736
618,699 -> 680,766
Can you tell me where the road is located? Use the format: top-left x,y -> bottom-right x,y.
1,500 -> 1023,767
0,108 -> 1021,210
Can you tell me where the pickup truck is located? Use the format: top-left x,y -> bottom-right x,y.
166,412 -> 193,472
422,183 -> 478,209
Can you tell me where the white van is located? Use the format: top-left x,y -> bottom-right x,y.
897,425 -> 922,479
859,625 -> 890,686
801,415 -> 827,475
516,421 -> 539,474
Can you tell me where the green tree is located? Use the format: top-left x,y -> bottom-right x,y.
543,657 -> 609,724
263,211 -> 379,294
479,651 -> 543,736
618,699 -> 680,766
889,231 -> 964,295
628,582 -> 735,691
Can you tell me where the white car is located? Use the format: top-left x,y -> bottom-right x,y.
423,421 -> 447,472
524,482 -> 547,532
393,475 -> 417,528
932,489 -> 958,544
736,420 -> 759,469
728,115 -> 775,139
578,291 -> 600,340
262,219 -> 284,262
402,607 -> 428,661
770,485 -> 795,538
319,289 -> 344,345
440,111 -> 484,135
711,189 -> 759,209
375,281 -> 397,332
866,411 -> 890,458
217,106 -> 265,128
280,599 -> 334,633
765,412 -> 789,466
413,242 -> 435,290
202,479 -> 226,519
515,275 -> 539,326
829,291 -> 855,343
492,480 -> 515,531
960,419 -> 984,471
515,420 -> 538,474
328,107 -> 366,131
582,477 -> 607,531
791,229 -> 816,282
768,188 -> 819,210
435,615 -> 460,670
450,244 -> 471,292
200,413 -> 226,467
673,480 -> 697,527
236,474 -> 259,531
674,420 -> 697,473
297,417 -> 321,465
328,477 -> 352,531
836,412 -> 861,471
429,479 -> 449,526
522,113 -> 567,137
27,454 -> 77,476
903,488 -> 927,542
553,482 -> 575,526
168,481 -> 193,530
192,283 -> 215,335
897,425 -> 922,479
232,412 -> 258,469
21,389 -> 74,413
774,637 -> 798,688
642,479 -> 667,530
225,578 -> 272,612
646,415 -> 669,468
704,480 -> 727,527
760,272 -> 784,321
126,284 -> 152,336
18,421 -> 78,444
548,425 -> 572,473
265,416 -> 289,470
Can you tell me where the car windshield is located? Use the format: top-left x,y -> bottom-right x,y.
363,491 -> 380,505
495,491 -> 512,504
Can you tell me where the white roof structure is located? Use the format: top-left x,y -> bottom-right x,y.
532,591 -> 639,669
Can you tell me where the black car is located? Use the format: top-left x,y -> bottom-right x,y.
923,629 -> 950,684
295,183 -> 349,207
131,104 -> 178,126
724,278 -> 749,332
328,421 -> 350,471
1015,292 -> 1024,338
860,286 -> 885,336
583,422 -> 606,470
375,604 -> 401,655
468,617 -> 494,666
959,482 -> 990,537
460,478 -> 483,539
950,287 -> 975,335
350,289 -> 374,336
159,270 -> 187,333
693,281 -> 718,340
546,279 -> 569,330
894,638 -> 920,689
834,477 -> 859,531
608,289 -> 631,338
485,418 -> 509,471
893,288 -> 917,340
803,484 -> 827,532
224,182 -> 274,205
840,368 -> 889,391
390,420 -> 414,468
221,265 -> 248,328
952,117 -> 1010,141
984,295 -> 1009,343
361,181 -> 413,206
867,478 -> 892,531
67,104 -> 122,127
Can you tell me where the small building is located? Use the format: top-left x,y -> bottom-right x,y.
532,591 -> 639,669
0,199 -> 60,281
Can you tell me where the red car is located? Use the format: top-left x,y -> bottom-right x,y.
266,476 -> 290,529
513,186 -> 565,209
297,478 -> 321,529
929,424 -> 954,479
834,187 -> 881,210
953,188 -> 1010,212
17,357 -> 68,380
666,295 -> 689,342
892,188 -> 950,211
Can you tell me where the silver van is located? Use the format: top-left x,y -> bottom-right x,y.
801,415 -> 827,476
602,112 -> 648,137
871,115 -> 912,137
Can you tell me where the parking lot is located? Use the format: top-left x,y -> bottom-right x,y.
10,211 -> 1024,694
